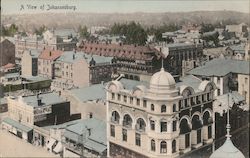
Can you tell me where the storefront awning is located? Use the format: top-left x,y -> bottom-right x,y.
53,142 -> 63,153
47,138 -> 56,150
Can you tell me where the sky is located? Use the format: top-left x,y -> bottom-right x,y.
1,0 -> 249,14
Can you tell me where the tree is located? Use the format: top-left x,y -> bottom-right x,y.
34,25 -> 46,36
200,23 -> 215,33
78,25 -> 90,39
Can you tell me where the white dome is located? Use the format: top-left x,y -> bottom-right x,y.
210,138 -> 245,158
150,68 -> 175,87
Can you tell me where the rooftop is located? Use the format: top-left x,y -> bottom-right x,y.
188,58 -> 250,77
69,83 -> 106,102
64,118 -> 106,153
38,49 -> 63,61
17,92 -> 66,107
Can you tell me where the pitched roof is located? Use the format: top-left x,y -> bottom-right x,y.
38,49 -> 63,60
79,41 -> 159,60
1,63 -> 15,69
188,58 -> 250,77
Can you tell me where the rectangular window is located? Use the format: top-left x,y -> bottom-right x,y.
123,95 -> 127,103
136,99 -> 140,106
150,120 -> 155,130
130,97 -> 133,104
245,77 -> 248,84
135,133 -> 141,146
111,93 -> 115,100
161,122 -> 167,132
122,129 -> 127,141
197,129 -> 201,143
185,133 -> 190,148
173,120 -> 177,132
110,125 -> 115,137
208,125 -> 212,139
118,94 -> 121,101
218,89 -> 220,96
143,100 -> 147,108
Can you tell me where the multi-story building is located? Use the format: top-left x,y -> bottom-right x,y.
188,58 -> 250,105
0,39 -> 15,66
38,49 -> 63,79
21,49 -> 41,77
7,92 -> 70,127
225,23 -> 248,38
52,51 -> 113,90
14,29 -> 77,63
106,68 -> 216,158
2,92 -> 70,142
78,41 -> 203,82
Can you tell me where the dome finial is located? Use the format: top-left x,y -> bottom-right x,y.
161,58 -> 164,71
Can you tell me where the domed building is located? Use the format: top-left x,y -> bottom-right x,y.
106,67 -> 216,158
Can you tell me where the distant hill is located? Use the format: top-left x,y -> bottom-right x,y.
2,11 -> 249,32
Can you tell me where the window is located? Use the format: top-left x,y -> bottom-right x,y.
197,129 -> 201,143
184,99 -> 188,107
172,140 -> 176,153
130,97 -> 133,104
151,139 -> 155,151
173,104 -> 177,112
111,111 -> 120,123
110,125 -> 115,137
161,105 -> 166,113
123,114 -> 132,128
196,96 -> 200,103
151,104 -> 154,111
185,133 -> 190,148
150,120 -> 155,130
122,129 -> 127,141
202,95 -> 205,102
136,99 -> 140,106
136,118 -> 146,132
173,120 -> 177,132
207,93 -> 210,101
135,133 -> 141,146
111,93 -> 115,100
178,100 -> 182,109
218,89 -> 220,96
160,141 -> 167,153
245,77 -> 248,84
208,125 -> 212,139
123,95 -> 127,103
118,94 -> 121,101
143,100 -> 147,108
89,112 -> 93,118
161,121 -> 167,132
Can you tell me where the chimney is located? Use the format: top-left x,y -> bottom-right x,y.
87,128 -> 91,136
37,94 -> 42,106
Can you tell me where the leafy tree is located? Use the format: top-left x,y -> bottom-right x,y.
78,25 -> 90,39
1,24 -> 18,37
35,25 -> 46,36
200,23 -> 215,33
110,22 -> 147,45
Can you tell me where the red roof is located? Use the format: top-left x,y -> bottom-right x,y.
39,49 -> 63,60
1,63 -> 15,69
78,42 -> 162,60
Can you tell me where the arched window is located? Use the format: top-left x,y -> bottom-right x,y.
161,105 -> 166,113
111,111 -> 120,123
136,118 -> 146,132
123,114 -> 132,128
151,104 -> 154,111
151,139 -> 155,151
180,118 -> 191,134
173,104 -> 177,112
160,141 -> 167,153
172,140 -> 176,153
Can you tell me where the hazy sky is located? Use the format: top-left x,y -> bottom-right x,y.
2,0 -> 249,14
